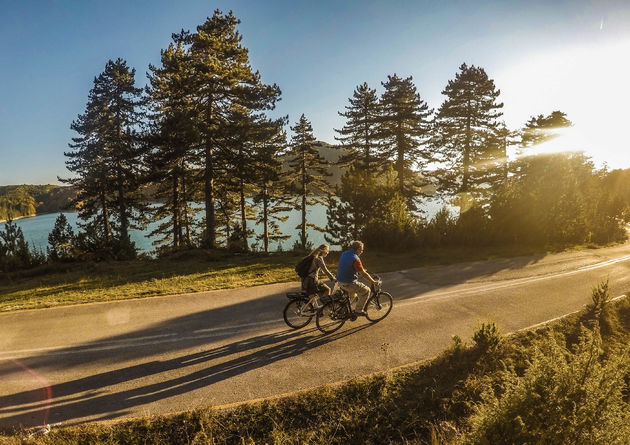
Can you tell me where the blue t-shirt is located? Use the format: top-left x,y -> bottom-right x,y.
337,249 -> 360,283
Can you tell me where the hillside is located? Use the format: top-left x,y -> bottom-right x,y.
281,140 -> 347,188
0,185 -> 76,221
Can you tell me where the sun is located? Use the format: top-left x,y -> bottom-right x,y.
498,38 -> 630,169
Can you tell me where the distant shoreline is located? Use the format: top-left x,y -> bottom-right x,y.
0,214 -> 36,224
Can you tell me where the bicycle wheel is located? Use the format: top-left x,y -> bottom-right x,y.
365,291 -> 393,322
316,300 -> 347,334
283,299 -> 313,329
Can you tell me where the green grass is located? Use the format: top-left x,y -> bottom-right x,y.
3,290 -> 628,444
0,243 -> 609,312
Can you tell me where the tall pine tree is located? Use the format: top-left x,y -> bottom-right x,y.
379,74 -> 433,208
146,41 -> 199,249
186,10 -> 280,248
223,105 -> 258,252
252,119 -> 291,253
286,114 -> 330,250
63,59 -> 145,256
433,63 -> 504,201
335,82 -> 381,171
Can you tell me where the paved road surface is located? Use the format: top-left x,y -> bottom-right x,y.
1,243 -> 629,428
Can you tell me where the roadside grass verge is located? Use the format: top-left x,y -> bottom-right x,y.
0,242 -> 616,312
3,288 -> 629,444
0,239 -> 624,312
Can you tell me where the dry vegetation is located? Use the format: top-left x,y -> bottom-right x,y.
2,284 -> 628,444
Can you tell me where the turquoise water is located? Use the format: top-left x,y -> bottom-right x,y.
1,199 -> 448,255
1,204 -> 328,254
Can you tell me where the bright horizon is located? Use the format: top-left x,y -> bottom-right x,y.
1,0 -> 629,185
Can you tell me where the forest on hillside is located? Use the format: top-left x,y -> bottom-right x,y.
0,185 -> 76,221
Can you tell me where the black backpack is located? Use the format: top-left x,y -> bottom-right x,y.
295,255 -> 315,279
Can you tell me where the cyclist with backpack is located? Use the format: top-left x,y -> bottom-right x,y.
296,244 -> 336,309
336,240 -> 379,316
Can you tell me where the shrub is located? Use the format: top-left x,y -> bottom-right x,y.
463,326 -> 630,444
583,279 -> 622,339
472,322 -> 503,353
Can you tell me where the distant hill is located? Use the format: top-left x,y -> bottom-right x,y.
0,185 -> 76,221
282,140 -> 347,189
0,142 -> 345,221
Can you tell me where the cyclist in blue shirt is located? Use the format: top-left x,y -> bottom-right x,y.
336,240 -> 379,316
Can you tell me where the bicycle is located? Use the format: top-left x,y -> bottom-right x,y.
283,290 -> 322,329
316,275 -> 393,334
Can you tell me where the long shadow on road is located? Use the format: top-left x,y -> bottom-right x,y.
0,323 -> 371,427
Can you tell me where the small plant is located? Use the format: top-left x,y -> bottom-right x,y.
587,279 -> 611,318
472,322 -> 503,352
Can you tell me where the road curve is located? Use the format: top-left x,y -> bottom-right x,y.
1,243 -> 630,428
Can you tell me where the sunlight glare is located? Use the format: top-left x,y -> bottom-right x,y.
499,39 -> 630,169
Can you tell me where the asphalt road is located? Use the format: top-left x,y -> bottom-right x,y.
1,243 -> 630,428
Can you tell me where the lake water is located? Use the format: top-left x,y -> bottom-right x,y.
1,198 -> 449,255
1,204 -> 329,254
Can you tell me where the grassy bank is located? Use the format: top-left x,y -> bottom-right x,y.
0,243 -> 586,312
3,286 -> 628,444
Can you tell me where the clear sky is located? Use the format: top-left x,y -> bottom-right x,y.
1,0 -> 629,185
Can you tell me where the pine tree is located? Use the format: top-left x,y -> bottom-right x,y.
146,41 -> 200,250
520,110 -> 572,151
63,99 -> 112,243
47,213 -> 75,261
215,186 -> 238,247
251,120 -> 291,253
286,114 -> 330,250
186,10 -> 281,248
222,105 -> 258,252
512,111 -> 573,181
324,193 -> 354,249
0,219 -> 33,271
433,63 -> 504,200
335,82 -> 381,171
63,59 -> 145,257
379,74 -> 433,208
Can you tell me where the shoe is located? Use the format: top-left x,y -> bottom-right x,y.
353,310 -> 367,317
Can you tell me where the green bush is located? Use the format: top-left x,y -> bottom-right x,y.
472,322 -> 503,353
462,326 -> 630,445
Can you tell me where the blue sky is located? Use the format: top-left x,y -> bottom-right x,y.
1,0 -> 630,185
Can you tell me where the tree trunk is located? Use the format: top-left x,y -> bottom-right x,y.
239,177 -> 248,252
364,114 -> 370,170
117,162 -> 128,242
181,174 -> 191,246
203,101 -> 216,248
396,122 -> 404,197
301,148 -> 307,249
262,186 -> 269,253
462,103 -> 471,193
204,145 -> 216,248
100,189 -> 111,242
172,173 -> 179,248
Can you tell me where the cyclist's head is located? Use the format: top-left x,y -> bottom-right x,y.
311,244 -> 329,257
350,240 -> 364,254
